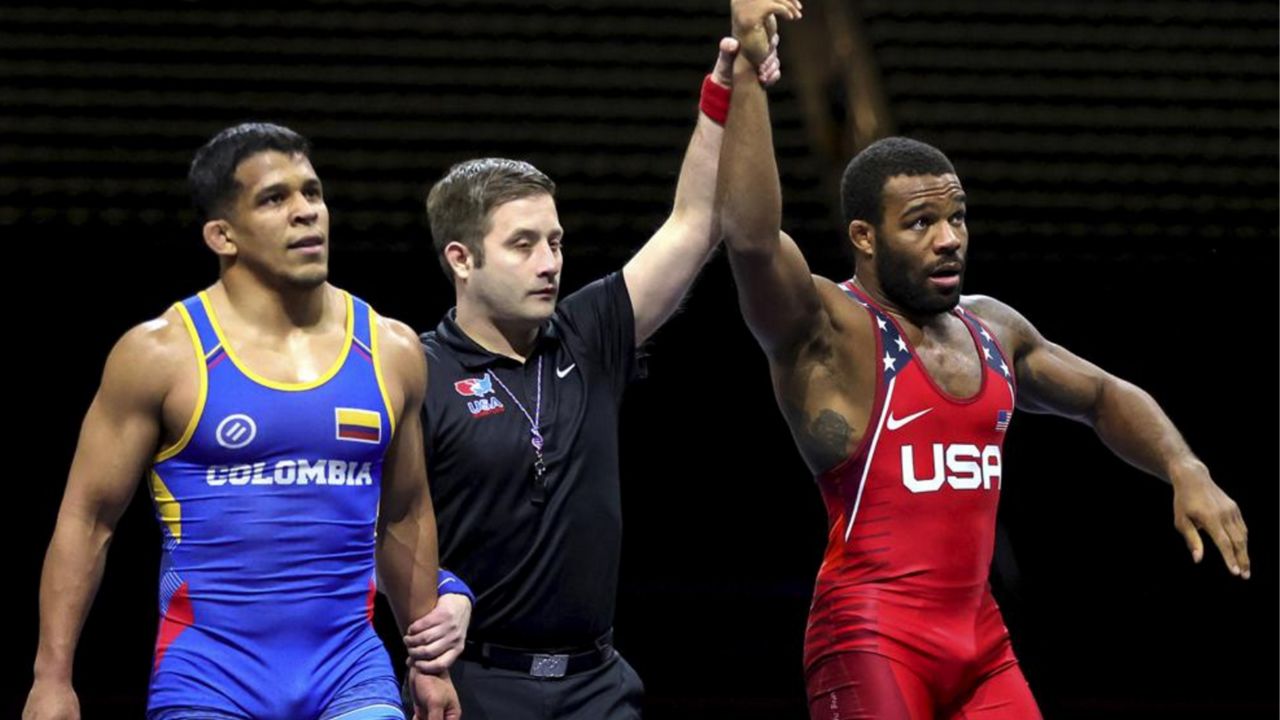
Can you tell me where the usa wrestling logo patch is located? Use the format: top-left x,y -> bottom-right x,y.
456,375 -> 504,417
455,376 -> 494,397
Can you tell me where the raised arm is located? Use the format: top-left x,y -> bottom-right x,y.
624,22 -> 791,344
717,0 -> 829,362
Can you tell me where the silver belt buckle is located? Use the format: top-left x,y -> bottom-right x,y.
530,653 -> 569,678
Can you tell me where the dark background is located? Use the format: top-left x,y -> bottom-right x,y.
6,1 -> 1276,717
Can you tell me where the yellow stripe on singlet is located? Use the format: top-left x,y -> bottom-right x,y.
150,470 -> 182,542
197,290 -> 355,392
369,309 -> 398,436
154,302 -> 208,462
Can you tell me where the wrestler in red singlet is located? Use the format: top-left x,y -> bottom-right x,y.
715,6 -> 1248,718
804,283 -> 1037,720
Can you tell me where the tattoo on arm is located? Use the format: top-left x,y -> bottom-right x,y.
802,409 -> 854,474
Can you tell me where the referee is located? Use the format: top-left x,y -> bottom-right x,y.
401,37 -> 784,720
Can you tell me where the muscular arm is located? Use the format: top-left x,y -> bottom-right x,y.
718,1 -> 826,362
374,318 -> 461,720
970,295 -> 1249,578
26,315 -> 184,718
1011,314 -> 1193,470
716,0 -> 874,476
373,318 -> 439,633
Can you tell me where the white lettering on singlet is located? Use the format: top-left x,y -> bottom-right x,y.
205,459 -> 374,487
900,444 -> 1002,493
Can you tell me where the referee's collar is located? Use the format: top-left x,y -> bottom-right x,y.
434,308 -> 561,370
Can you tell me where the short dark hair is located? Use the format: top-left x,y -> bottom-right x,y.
840,137 -> 956,229
188,122 -> 311,221
425,158 -> 556,281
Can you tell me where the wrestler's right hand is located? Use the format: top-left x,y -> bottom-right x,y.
730,0 -> 801,68
23,679 -> 79,720
410,667 -> 462,720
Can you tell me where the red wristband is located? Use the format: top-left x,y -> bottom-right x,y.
700,74 -> 731,125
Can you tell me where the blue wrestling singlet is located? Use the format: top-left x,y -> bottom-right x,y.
145,290 -> 404,720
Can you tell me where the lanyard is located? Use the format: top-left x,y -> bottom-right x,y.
487,356 -> 550,504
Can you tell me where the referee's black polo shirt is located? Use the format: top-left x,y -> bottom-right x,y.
421,271 -> 638,650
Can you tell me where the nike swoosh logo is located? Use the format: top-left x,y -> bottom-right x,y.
556,364 -> 576,379
886,407 -> 932,431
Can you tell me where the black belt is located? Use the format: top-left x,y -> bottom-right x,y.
461,630 -> 615,678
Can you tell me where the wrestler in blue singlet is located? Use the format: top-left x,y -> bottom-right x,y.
146,290 -> 404,720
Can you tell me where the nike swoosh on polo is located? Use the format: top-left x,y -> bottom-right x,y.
886,407 -> 933,431
556,364 -> 576,379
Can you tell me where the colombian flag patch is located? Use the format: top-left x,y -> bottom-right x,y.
335,408 -> 382,444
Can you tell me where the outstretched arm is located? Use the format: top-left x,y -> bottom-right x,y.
973,295 -> 1249,579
